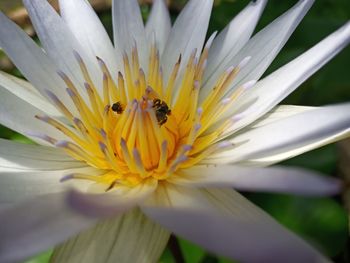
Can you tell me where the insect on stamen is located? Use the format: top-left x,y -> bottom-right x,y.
152,99 -> 171,126
111,101 -> 124,114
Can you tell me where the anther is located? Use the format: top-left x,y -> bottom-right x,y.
26,131 -> 57,145
105,180 -> 120,192
60,174 -> 75,182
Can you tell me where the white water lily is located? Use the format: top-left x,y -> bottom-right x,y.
0,0 -> 349,262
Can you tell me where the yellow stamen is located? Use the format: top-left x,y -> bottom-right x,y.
40,45 -> 246,189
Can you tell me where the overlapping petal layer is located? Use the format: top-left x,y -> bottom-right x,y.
0,193 -> 96,263
0,0 -> 348,262
142,185 -> 330,263
51,209 -> 169,263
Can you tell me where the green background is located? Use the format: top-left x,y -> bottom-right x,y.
1,0 -> 349,262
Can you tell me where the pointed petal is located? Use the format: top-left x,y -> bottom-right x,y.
0,87 -> 70,145
0,139 -> 83,170
59,0 -> 121,76
0,71 -> 62,119
23,0 -> 101,94
221,21 -> 350,132
249,105 -> 315,129
0,193 -> 96,263
205,0 -> 267,81
0,11 -> 75,111
145,0 -> 171,53
199,0 -> 314,102
161,0 -> 213,82
112,0 -> 148,69
0,166 -> 96,204
171,165 -> 341,196
67,179 -> 158,217
208,104 -> 350,164
142,186 -> 330,262
0,139 -> 95,204
51,209 -> 169,263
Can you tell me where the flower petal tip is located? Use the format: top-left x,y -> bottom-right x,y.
242,80 -> 257,90
327,178 -> 343,196
238,56 -> 252,69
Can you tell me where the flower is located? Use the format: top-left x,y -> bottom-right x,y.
0,0 -> 349,262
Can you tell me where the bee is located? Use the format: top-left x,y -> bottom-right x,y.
152,99 -> 171,126
111,101 -> 124,114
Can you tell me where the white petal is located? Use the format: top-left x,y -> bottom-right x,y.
204,0 -> 267,82
161,0 -> 213,82
23,0 -> 101,95
0,71 -> 62,119
219,21 -> 350,132
0,204 -> 11,212
0,192 -> 97,263
0,11 -> 76,111
171,165 -> 341,196
0,88 -> 70,145
0,139 -> 82,170
249,105 -> 315,129
51,209 -> 169,263
0,167 -> 96,204
112,0 -> 148,69
67,179 -> 158,217
142,186 -> 330,262
145,0 -> 171,53
240,131 -> 349,167
208,104 -> 350,164
144,182 -> 212,209
58,0 -> 121,77
199,0 -> 314,102
0,139 -> 95,203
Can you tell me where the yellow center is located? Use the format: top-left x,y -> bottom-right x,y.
37,40 -> 249,190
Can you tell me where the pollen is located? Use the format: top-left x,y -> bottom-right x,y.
36,38 -> 251,190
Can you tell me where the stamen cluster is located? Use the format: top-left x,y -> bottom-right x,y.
35,37 -> 251,189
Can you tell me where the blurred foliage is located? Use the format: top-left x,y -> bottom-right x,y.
0,0 -> 349,262
247,193 -> 348,257
24,251 -> 53,263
